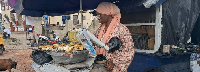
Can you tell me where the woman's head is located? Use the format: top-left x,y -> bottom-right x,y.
96,2 -> 121,24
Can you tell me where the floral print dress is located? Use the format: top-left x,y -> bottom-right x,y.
94,23 -> 135,72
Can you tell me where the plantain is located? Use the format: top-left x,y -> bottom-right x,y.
68,42 -> 75,47
61,43 -> 65,46
58,47 -> 64,51
52,44 -> 60,49
38,46 -> 46,49
64,45 -> 69,51
45,45 -> 53,48
66,46 -> 75,52
42,48 -> 46,51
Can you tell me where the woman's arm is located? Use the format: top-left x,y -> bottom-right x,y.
112,26 -> 135,71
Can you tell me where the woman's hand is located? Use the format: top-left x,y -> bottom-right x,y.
96,48 -> 106,56
106,59 -> 115,70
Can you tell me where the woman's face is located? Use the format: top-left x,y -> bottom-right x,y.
96,12 -> 110,24
197,46 -> 200,53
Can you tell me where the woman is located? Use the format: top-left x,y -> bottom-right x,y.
94,2 -> 135,72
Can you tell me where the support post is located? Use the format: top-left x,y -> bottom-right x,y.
80,0 -> 83,29
16,21 -> 18,31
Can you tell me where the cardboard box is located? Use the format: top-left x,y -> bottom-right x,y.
148,37 -> 155,50
147,26 -> 155,37
163,45 -> 170,53
136,26 -> 147,34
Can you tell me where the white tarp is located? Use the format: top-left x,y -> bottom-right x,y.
26,16 -> 42,26
143,0 -> 159,8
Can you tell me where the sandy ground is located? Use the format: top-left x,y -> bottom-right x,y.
0,49 -> 35,72
0,33 -> 35,72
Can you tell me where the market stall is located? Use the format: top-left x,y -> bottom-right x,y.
11,0 -> 200,72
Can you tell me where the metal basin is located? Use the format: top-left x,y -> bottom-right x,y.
47,50 -> 89,64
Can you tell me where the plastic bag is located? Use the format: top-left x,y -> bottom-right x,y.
108,37 -> 123,53
95,54 -> 107,61
30,50 -> 53,65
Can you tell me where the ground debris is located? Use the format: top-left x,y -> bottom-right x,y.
4,38 -> 22,45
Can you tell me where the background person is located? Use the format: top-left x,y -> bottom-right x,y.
3,27 -> 11,39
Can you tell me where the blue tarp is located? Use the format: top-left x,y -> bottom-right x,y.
16,0 -> 166,17
19,0 -> 114,17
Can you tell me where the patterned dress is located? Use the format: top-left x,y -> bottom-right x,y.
94,23 -> 135,72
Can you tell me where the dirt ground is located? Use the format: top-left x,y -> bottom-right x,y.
0,33 -> 35,72
0,49 -> 35,72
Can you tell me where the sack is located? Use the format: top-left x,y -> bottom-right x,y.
30,50 -> 53,65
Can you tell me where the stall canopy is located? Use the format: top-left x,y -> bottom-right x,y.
12,0 -> 165,17
14,0 -> 115,17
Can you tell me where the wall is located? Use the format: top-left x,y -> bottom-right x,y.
1,1 -> 25,32
49,16 -> 62,24
1,8 -> 12,30
41,10 -> 94,40
69,10 -> 92,28
43,10 -> 93,28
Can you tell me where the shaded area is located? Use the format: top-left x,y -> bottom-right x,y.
14,0 -> 166,17
162,0 -> 200,47
191,14 -> 200,45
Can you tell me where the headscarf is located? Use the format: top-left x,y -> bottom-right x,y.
96,2 -> 121,43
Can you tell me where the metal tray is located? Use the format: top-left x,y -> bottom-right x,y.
47,50 -> 89,64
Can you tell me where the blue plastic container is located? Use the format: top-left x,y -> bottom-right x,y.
128,52 -> 191,72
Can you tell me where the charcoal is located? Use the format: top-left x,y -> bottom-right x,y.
30,50 -> 53,65
132,34 -> 149,50
170,48 -> 184,56
185,43 -> 196,52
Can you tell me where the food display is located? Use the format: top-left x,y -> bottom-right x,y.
37,30 -> 85,52
35,30 -> 89,65
38,42 -> 84,52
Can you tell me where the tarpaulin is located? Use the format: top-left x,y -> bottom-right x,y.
162,0 -> 200,47
13,0 -> 165,17
191,15 -> 200,45
8,0 -> 17,8
26,16 -> 42,26
115,0 -> 166,13
14,0 -> 114,17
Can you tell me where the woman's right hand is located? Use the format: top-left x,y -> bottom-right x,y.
106,59 -> 114,71
96,48 -> 106,56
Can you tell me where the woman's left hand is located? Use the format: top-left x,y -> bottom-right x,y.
106,59 -> 115,71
